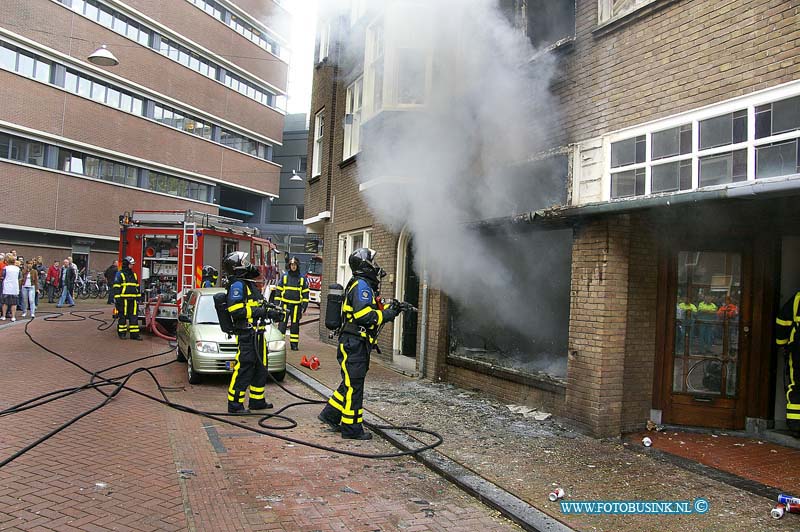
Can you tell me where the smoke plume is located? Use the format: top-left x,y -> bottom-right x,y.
328,0 -> 571,377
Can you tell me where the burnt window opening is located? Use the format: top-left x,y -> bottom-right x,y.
447,228 -> 572,380
525,0 -> 576,50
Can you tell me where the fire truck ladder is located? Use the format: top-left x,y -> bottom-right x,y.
181,221 -> 197,295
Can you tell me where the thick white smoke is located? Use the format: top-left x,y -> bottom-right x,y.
326,0 -> 569,376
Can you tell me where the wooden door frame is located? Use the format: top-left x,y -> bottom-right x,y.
654,237 -> 753,429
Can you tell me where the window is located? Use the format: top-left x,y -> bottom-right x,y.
611,168 -> 645,199
298,156 -> 307,173
526,0 -> 576,49
365,21 -> 384,117
611,135 -> 645,168
337,229 -> 372,286
296,206 -> 304,220
397,49 -> 426,105
317,22 -> 330,63
756,96 -> 800,139
0,43 -> 15,71
700,110 -> 747,150
312,110 -> 324,176
343,77 -> 363,159
598,0 -> 658,24
652,124 -> 692,160
756,140 -> 800,180
0,42 -> 50,83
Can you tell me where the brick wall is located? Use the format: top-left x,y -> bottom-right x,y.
559,0 -> 800,146
565,216 -> 631,437
0,163 -> 217,238
621,215 -> 658,433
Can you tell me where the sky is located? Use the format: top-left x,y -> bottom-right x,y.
284,0 -> 318,116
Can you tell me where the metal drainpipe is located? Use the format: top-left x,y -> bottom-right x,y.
418,268 -> 429,379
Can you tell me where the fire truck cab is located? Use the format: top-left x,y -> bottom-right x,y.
118,210 -> 279,331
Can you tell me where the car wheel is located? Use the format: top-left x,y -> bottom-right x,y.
270,370 -> 286,382
176,344 -> 186,362
187,350 -> 202,384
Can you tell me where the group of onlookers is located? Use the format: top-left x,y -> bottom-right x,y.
0,251 -> 81,321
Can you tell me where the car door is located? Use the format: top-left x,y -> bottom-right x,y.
178,290 -> 198,354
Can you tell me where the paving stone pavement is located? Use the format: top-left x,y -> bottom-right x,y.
0,308 -> 518,532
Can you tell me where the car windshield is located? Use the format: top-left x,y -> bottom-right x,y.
194,295 -> 219,324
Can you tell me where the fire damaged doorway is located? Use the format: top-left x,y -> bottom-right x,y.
659,243 -> 753,429
393,230 -> 419,370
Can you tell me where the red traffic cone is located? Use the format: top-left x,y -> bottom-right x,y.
309,356 -> 320,370
300,355 -> 311,368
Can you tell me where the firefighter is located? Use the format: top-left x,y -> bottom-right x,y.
777,291 -> 800,435
275,257 -> 309,351
201,265 -> 218,288
318,248 -> 404,440
222,251 -> 283,414
113,256 -> 142,340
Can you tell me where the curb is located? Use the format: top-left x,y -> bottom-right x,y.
287,364 -> 576,532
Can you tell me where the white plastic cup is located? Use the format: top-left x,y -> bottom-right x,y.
642,437 -> 653,447
548,488 -> 565,502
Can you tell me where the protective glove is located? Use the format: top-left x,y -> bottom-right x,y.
267,308 -> 285,322
382,307 -> 399,322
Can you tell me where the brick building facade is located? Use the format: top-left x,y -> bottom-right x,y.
0,0 -> 288,272
306,0 -> 800,437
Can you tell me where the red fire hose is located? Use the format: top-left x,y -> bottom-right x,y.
146,295 -> 176,341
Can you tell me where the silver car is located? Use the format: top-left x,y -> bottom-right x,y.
176,288 -> 286,384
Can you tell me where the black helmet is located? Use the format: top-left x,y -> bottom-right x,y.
349,248 -> 381,279
288,257 -> 300,268
202,265 -> 218,276
122,255 -> 135,267
222,251 -> 257,279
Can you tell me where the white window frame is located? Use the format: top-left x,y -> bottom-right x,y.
337,228 -> 372,286
363,19 -> 384,119
604,79 -> 800,201
598,0 -> 659,25
343,76 -> 363,159
317,21 -> 330,63
312,109 -> 324,177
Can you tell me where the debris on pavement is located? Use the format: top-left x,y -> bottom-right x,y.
646,420 -> 664,432
548,487 -> 565,502
341,485 -> 361,494
642,437 -> 652,447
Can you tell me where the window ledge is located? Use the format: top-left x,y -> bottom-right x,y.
593,0 -> 681,38
314,57 -> 330,70
339,153 -> 358,168
446,354 -> 567,394
307,174 -> 321,184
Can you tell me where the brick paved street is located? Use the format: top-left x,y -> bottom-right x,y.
0,306 -> 518,532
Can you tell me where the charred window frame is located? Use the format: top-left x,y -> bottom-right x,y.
524,0 -> 576,50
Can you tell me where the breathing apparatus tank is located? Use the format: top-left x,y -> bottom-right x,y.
325,283 -> 345,331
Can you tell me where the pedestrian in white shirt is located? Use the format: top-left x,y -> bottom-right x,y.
1,255 -> 21,321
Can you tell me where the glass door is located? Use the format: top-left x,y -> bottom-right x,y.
665,248 -> 750,428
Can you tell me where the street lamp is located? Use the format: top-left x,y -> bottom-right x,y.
290,170 -> 303,182
88,45 -> 119,67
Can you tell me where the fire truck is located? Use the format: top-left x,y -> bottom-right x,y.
305,255 -> 323,304
118,210 -> 280,332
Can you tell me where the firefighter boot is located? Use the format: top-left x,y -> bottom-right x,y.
342,429 -> 373,441
248,399 -> 273,410
227,403 -> 250,414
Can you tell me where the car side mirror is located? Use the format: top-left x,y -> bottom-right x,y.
178,314 -> 191,323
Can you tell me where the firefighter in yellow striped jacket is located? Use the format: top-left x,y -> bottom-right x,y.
776,291 -> 800,433
317,248 -> 401,440
274,257 -> 309,351
222,251 -> 282,414
113,256 -> 142,340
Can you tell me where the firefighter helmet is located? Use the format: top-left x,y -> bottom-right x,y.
202,265 -> 218,277
222,251 -> 257,279
288,257 -> 300,270
122,255 -> 135,267
349,248 -> 380,278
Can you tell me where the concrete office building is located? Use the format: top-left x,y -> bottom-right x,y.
0,0 -> 288,272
